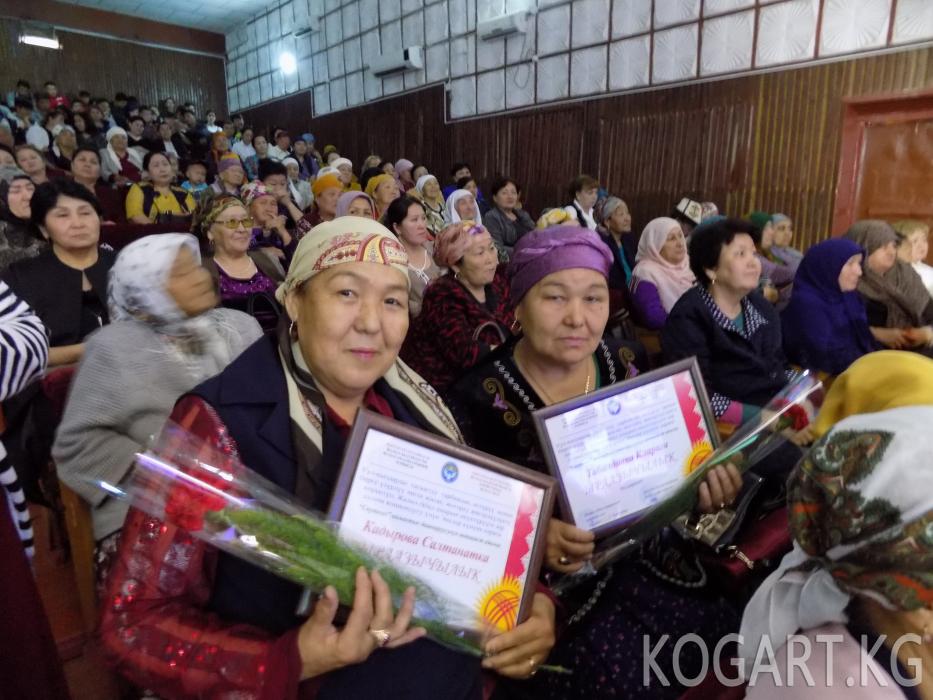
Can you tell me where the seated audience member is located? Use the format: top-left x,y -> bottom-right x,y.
44,80 -> 69,110
769,213 -> 803,274
377,158 -> 394,176
360,153 -> 382,173
290,135 -> 317,180
749,211 -> 795,307
661,217 -> 794,428
266,129 -> 291,161
72,112 -> 96,148
54,233 -> 261,556
232,126 -> 259,180
203,110 -> 221,134
156,119 -> 187,161
14,144 -> 56,185
0,170 -> 44,270
414,173 -> 446,237
444,188 -> 482,226
358,165 -> 382,193
411,164 -> 428,182
442,161 -> 472,200
334,191 -> 375,219
301,132 -> 323,167
457,176 -> 489,216
781,238 -> 879,376
211,153 -> 246,197
99,215 -> 552,699
259,159 -> 305,227
893,219 -> 933,297
0,146 -> 14,168
595,196 -> 637,300
99,126 -> 142,185
630,217 -> 695,330
125,151 -> 196,224
383,197 -> 443,317
482,177 -> 535,260
125,115 -> 148,152
69,146 -> 125,223
700,201 -> 719,220
283,157 -> 312,211
846,219 -> 933,354
193,194 -> 284,332
0,123 -> 14,151
402,221 -> 510,393
364,172 -> 401,221
446,226 -> 742,700
48,124 -> 77,170
3,179 -> 114,366
181,159 -> 210,200
24,110 -> 55,152
564,175 -> 599,230
296,173 -> 342,232
206,131 -> 231,179
740,351 -> 933,699
331,157 -> 359,191
395,158 -> 415,192
672,196 -> 703,236
252,133 -> 269,162
241,181 -> 295,263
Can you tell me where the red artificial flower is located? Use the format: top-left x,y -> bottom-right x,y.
163,468 -> 230,532
775,400 -> 810,432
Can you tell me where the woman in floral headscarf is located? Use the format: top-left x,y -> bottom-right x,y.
99,216 -> 556,699
740,351 -> 933,699
53,233 -> 261,584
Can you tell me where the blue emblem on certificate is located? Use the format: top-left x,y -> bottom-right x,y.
441,462 -> 459,483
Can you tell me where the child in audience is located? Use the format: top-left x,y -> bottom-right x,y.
181,160 -> 209,200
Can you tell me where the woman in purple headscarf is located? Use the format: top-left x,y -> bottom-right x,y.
781,238 -> 880,376
334,190 -> 375,219
446,226 -> 743,700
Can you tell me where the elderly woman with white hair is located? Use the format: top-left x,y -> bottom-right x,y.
98,125 -> 143,185
98,216 -> 556,698
444,188 -> 483,226
414,173 -> 446,237
330,156 -> 360,192
283,156 -> 313,211
53,233 -> 261,575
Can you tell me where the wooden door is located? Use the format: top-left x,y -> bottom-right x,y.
833,91 -> 933,262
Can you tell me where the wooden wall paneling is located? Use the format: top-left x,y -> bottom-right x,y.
0,19 -> 227,114
242,47 -> 933,251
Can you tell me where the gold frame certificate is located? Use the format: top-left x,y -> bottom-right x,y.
533,358 -> 719,537
329,410 -> 556,635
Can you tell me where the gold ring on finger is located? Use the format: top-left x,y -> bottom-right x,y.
370,628 -> 392,647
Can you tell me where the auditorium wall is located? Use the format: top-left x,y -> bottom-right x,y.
241,45 -> 933,250
0,17 -> 228,114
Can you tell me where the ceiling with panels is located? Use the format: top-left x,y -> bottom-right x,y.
54,0 -> 269,33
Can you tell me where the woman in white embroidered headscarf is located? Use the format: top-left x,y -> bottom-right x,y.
98,126 -> 144,186
53,233 -> 261,563
739,351 -> 933,699
415,173 -> 445,237
444,188 -> 482,226
629,216 -> 696,329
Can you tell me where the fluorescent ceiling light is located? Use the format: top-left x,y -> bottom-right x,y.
20,33 -> 60,49
279,51 -> 297,75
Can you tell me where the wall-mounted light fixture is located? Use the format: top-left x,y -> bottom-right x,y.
20,24 -> 61,50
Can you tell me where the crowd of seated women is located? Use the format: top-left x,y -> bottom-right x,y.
0,77 -> 930,700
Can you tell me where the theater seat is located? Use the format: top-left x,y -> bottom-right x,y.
42,367 -> 98,633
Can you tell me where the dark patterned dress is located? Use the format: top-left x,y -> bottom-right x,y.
447,338 -> 743,700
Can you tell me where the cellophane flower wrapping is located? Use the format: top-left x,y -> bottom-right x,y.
115,422 -> 484,657
581,371 -> 824,570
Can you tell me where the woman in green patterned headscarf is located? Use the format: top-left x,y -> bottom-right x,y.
740,351 -> 933,698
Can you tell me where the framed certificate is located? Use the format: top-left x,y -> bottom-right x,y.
532,358 -> 719,539
329,410 -> 556,635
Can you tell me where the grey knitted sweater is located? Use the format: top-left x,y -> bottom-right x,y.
52,308 -> 262,539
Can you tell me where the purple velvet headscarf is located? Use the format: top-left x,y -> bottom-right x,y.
508,225 -> 614,303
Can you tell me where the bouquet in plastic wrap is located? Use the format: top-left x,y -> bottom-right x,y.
91,423 -> 566,670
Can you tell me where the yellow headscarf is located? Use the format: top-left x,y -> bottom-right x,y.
812,350 -> 933,437
275,216 -> 409,304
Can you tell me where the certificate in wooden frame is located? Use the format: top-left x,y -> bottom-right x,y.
531,357 -> 719,539
328,410 -> 556,634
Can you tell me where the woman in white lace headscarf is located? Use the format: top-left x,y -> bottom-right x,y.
53,233 -> 262,563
